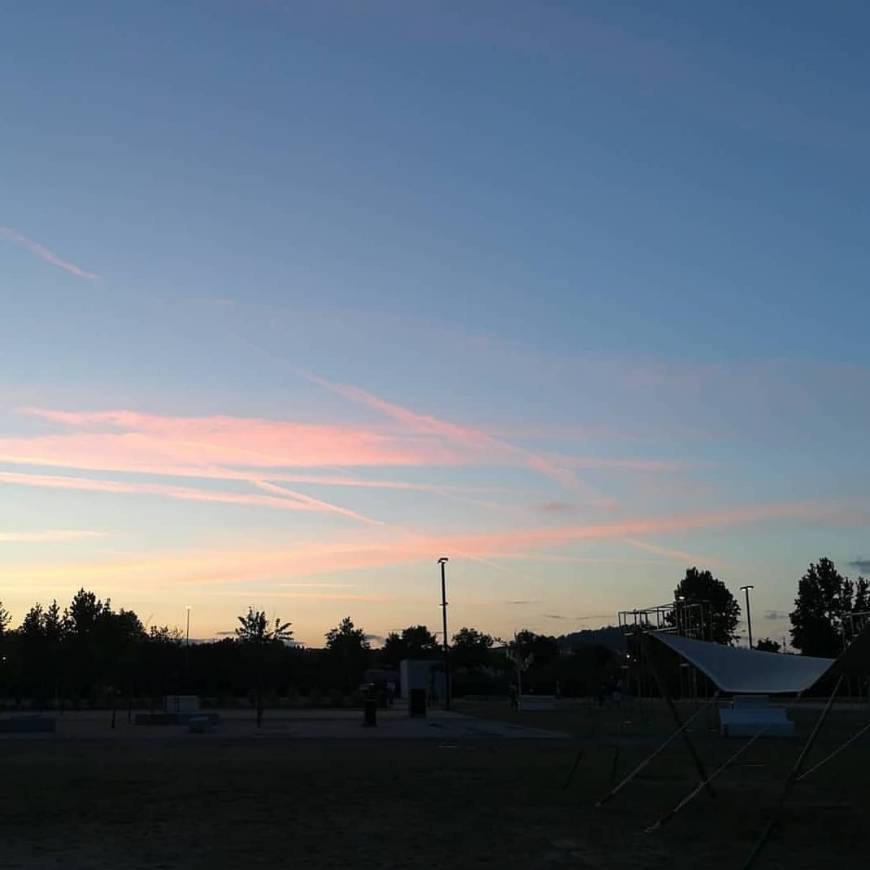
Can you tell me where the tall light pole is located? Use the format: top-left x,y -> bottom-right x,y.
740,586 -> 754,649
438,557 -> 450,711
185,606 -> 192,691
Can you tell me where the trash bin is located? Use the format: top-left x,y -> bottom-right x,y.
363,698 -> 377,727
409,688 -> 427,717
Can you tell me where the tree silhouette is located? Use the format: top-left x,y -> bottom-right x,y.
673,567 -> 741,644
380,625 -> 438,668
755,637 -> 781,653
235,608 -> 293,726
512,630 -> 560,667
380,632 -> 405,669
789,558 -> 866,656
325,617 -> 370,690
451,627 -> 494,670
235,608 -> 293,645
0,600 -> 10,702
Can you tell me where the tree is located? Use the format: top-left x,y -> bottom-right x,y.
63,589 -> 109,699
380,632 -> 406,670
235,608 -> 293,646
401,625 -> 439,658
512,630 -> 560,668
451,627 -> 494,670
789,558 -> 864,656
755,637 -> 781,653
325,617 -> 370,690
852,577 -> 869,622
64,588 -> 105,636
0,600 -> 10,701
379,625 -> 439,668
235,608 -> 293,726
673,567 -> 741,645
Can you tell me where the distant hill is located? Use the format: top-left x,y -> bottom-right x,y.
557,625 -> 625,652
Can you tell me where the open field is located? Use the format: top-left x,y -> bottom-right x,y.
2,703 -> 869,869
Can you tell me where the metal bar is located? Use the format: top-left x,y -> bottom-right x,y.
644,634 -> 717,798
743,674 -> 844,870
796,720 -> 870,782
645,729 -> 766,832
561,749 -> 584,789
595,696 -> 718,807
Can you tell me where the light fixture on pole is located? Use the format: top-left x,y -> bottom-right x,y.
438,557 -> 451,711
739,586 -> 754,649
184,605 -> 192,691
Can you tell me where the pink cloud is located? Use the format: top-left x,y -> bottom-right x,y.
13,407 -> 463,470
303,373 -> 604,499
0,226 -> 100,281
0,470 -> 379,524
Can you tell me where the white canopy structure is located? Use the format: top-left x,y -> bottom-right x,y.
651,632 -> 835,694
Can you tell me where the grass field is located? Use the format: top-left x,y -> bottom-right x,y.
2,701 -> 868,869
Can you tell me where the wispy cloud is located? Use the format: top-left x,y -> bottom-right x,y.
623,538 -> 725,568
302,372 -> 602,499
14,406 -> 456,469
848,559 -> 870,573
0,226 -> 99,280
764,610 -> 789,621
0,470 -> 377,524
0,529 -> 104,543
8,498 -> 863,591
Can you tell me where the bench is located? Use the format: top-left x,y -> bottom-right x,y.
719,695 -> 795,738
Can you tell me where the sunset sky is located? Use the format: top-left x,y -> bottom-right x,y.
2,2 -> 870,647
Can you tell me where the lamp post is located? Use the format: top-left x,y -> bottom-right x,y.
740,586 -> 754,649
438,557 -> 450,711
185,606 -> 191,690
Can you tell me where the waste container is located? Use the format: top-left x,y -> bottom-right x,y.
409,688 -> 427,717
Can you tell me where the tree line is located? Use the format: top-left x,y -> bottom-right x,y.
1,555 -> 860,709
669,558 -> 869,656
0,590 -> 620,709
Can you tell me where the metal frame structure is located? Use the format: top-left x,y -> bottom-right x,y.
603,600 -> 870,868
618,599 -> 714,701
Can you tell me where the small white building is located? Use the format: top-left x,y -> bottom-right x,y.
399,659 -> 446,702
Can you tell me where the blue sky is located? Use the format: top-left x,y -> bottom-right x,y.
2,1 -> 869,645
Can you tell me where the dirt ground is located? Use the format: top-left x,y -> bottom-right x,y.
1,701 -> 868,869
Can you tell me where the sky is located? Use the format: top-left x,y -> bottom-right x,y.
2,1 -> 870,647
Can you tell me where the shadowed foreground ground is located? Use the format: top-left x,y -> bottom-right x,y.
2,703 -> 868,869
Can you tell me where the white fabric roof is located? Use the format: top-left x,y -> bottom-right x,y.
651,632 -> 834,694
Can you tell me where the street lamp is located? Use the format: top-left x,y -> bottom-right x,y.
185,606 -> 192,692
438,557 -> 451,711
739,586 -> 754,649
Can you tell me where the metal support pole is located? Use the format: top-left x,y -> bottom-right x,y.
438,557 -> 450,711
740,586 -> 754,648
743,675 -> 844,869
646,729 -> 765,832
595,695 -> 718,807
644,635 -> 717,798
